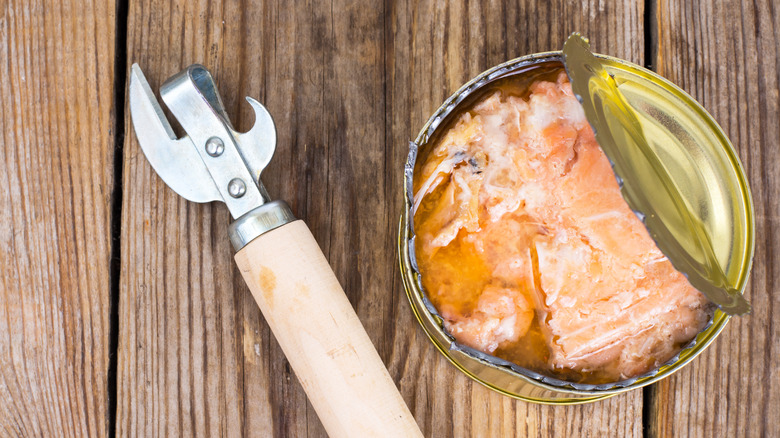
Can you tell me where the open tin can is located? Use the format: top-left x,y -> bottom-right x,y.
399,52 -> 754,404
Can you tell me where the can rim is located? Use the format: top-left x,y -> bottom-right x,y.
400,51 -> 755,401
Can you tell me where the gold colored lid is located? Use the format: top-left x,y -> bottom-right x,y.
563,34 -> 750,315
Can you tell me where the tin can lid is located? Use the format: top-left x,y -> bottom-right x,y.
562,34 -> 750,315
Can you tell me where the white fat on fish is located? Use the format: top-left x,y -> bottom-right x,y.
443,285 -> 534,353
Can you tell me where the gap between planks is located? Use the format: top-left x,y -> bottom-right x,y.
642,0 -> 658,436
107,0 -> 130,436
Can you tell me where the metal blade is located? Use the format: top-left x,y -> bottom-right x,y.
129,64 -> 221,203
232,96 -> 276,184
158,65 -> 266,218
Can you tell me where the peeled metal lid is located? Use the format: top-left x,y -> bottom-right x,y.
562,34 -> 750,315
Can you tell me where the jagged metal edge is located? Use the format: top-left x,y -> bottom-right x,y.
403,53 -> 717,393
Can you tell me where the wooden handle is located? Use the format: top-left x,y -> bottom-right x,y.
234,220 -> 422,437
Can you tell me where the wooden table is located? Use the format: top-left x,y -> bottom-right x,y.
1,0 -> 777,436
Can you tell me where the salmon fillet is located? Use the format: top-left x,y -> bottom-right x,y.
413,71 -> 712,382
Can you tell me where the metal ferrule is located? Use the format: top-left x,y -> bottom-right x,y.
229,200 -> 297,251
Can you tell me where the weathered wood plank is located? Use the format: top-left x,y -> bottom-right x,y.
0,0 -> 117,436
385,1 -> 645,437
649,1 -> 780,436
119,0 -> 647,436
118,0 -> 388,436
118,1 -> 247,435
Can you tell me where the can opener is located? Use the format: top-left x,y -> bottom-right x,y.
129,64 -> 421,437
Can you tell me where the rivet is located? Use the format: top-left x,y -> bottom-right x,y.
205,137 -> 225,157
228,178 -> 246,198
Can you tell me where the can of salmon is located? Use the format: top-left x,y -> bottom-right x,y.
399,52 -> 754,404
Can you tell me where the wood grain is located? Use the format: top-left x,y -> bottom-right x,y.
118,0 -> 648,437
0,0 -> 117,437
0,0 -> 774,436
649,1 -> 780,437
